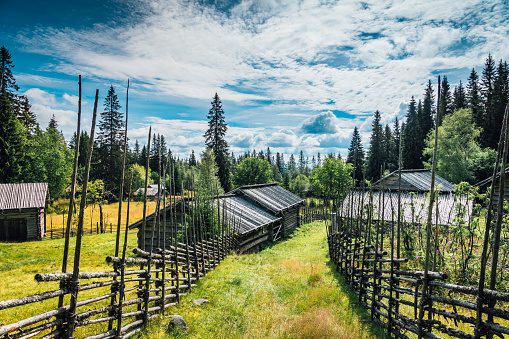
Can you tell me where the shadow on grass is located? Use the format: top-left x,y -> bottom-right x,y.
325,259 -> 389,339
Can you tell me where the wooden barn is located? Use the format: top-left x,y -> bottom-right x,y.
473,167 -> 509,209
372,169 -> 456,192
0,183 -> 49,241
130,183 -> 304,253
227,183 -> 305,240
340,170 -> 473,225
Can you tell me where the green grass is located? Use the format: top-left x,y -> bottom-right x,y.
136,222 -> 386,339
0,231 -> 138,337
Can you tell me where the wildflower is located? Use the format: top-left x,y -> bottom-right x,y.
452,255 -> 456,259
447,241 -> 452,245
436,249 -> 440,253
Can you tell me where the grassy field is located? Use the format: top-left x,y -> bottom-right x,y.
136,222 -> 386,339
46,199 -> 158,237
0,231 -> 139,337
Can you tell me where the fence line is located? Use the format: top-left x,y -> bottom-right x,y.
318,186 -> 509,339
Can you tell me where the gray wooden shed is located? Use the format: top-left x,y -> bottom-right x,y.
372,169 -> 456,192
228,183 -> 305,241
0,183 -> 49,241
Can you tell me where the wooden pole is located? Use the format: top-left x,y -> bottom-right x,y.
59,75 -> 81,308
475,103 -> 508,337
66,89 -> 99,338
116,174 -> 133,336
115,79 -> 129,257
418,76 -> 440,339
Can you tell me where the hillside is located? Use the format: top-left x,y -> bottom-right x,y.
137,222 -> 385,339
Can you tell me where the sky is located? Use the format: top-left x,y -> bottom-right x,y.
1,0 -> 509,161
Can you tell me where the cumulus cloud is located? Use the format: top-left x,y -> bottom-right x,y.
299,111 -> 339,134
10,0 -> 509,158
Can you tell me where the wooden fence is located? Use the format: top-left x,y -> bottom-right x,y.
327,219 -> 509,338
0,229 -> 236,339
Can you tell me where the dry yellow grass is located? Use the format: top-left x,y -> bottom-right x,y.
46,199 -> 158,236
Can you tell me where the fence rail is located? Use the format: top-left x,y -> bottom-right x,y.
324,209 -> 509,338
0,232 -> 236,339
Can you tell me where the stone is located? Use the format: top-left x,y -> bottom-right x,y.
168,315 -> 188,332
192,298 -> 210,306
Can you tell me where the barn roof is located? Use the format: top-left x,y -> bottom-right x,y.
229,183 -> 305,214
373,169 -> 456,193
216,195 -> 280,235
0,183 -> 48,210
129,195 -> 280,235
340,189 -> 473,225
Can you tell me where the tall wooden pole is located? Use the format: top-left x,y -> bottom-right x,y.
115,79 -> 129,257
59,75 -> 82,308
66,89 -> 99,338
475,104 -> 508,337
418,76 -> 440,339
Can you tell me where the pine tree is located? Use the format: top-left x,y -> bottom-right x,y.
189,150 -> 197,166
346,127 -> 365,184
48,114 -> 58,129
0,47 -> 26,182
383,124 -> 396,172
453,80 -> 466,111
266,147 -> 272,165
467,68 -> 483,128
402,97 -> 419,169
133,140 -> 141,165
14,95 -> 38,136
204,93 -> 230,191
317,152 -> 322,167
97,85 -> 124,195
366,110 -> 384,181
481,54 -> 496,147
487,60 -> 509,149
437,76 -> 452,126
421,81 -> 435,136
0,46 -> 19,96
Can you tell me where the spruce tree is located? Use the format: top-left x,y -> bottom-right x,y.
346,126 -> 365,184
97,85 -> 124,195
133,140 -> 141,165
189,150 -> 197,166
437,76 -> 452,126
487,60 -> 509,149
467,68 -> 483,128
453,80 -> 466,111
481,54 -> 496,147
204,93 -> 230,191
402,96 -> 422,169
0,47 -> 26,182
366,110 -> 384,181
383,124 -> 396,172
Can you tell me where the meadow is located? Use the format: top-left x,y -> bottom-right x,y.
135,222 -> 386,339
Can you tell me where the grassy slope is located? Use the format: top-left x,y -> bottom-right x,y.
0,231 -> 138,337
138,222 -> 386,339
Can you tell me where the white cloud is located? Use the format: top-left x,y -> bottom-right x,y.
12,0 -> 509,158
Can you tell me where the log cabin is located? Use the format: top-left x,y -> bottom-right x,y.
0,183 -> 49,241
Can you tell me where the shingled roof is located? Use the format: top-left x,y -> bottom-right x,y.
0,183 -> 48,210
228,183 -> 305,214
372,169 -> 456,193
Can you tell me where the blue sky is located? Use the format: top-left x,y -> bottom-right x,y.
1,0 -> 508,160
